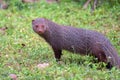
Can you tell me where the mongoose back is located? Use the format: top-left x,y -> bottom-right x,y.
32,18 -> 120,69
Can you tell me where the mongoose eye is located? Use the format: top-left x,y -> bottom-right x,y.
41,25 -> 44,28
35,25 -> 39,28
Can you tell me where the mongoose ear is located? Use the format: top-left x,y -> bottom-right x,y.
32,19 -> 35,22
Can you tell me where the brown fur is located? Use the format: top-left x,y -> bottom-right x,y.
32,18 -> 120,69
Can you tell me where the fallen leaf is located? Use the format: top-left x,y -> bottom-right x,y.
85,78 -> 93,80
37,63 -> 49,69
9,74 -> 17,80
21,43 -> 26,47
0,27 -> 8,35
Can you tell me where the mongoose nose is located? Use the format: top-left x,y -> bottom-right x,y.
38,29 -> 44,34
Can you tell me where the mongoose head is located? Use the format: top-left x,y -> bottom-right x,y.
32,18 -> 47,35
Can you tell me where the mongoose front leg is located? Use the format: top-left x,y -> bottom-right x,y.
52,48 -> 62,62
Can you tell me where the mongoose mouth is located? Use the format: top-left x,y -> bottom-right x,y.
37,29 -> 45,34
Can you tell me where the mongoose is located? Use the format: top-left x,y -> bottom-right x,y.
32,18 -> 120,69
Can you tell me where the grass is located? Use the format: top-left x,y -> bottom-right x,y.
0,0 -> 120,80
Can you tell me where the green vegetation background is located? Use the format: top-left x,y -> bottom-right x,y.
0,0 -> 120,80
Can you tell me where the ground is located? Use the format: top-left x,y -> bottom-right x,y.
0,0 -> 120,80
